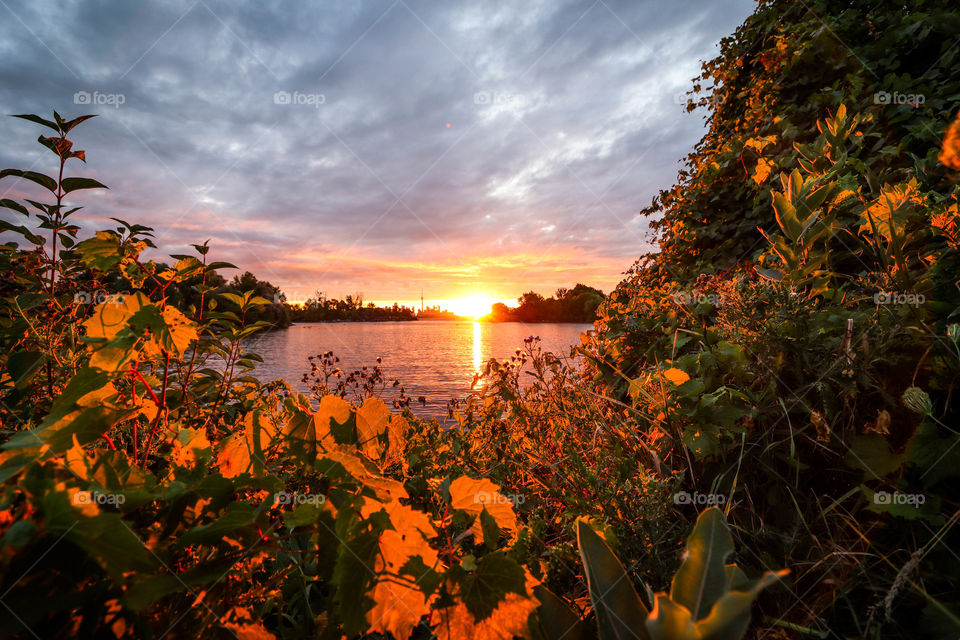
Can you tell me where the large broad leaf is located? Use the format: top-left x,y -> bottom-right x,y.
5,350 -> 46,389
533,586 -> 591,640
61,176 -> 108,193
693,571 -> 788,640
459,551 -> 528,621
0,198 -> 28,215
123,575 -> 185,611
0,169 -> 57,193
11,113 -> 61,132
669,507 -> 734,621
60,114 -> 97,133
84,292 -> 148,343
646,594 -> 698,640
1,367 -> 120,453
0,220 -> 46,245
844,435 -> 905,480
74,231 -> 123,271
39,488 -> 154,580
181,502 -> 257,545
129,305 -> 199,356
449,476 -> 519,545
331,524 -> 379,636
577,519 -> 651,640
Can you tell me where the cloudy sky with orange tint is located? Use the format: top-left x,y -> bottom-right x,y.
0,0 -> 753,307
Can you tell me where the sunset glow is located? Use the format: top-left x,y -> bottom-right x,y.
4,0 -> 944,635
446,295 -> 500,319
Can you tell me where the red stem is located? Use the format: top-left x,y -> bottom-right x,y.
140,351 -> 171,468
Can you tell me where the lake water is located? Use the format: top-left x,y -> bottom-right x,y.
245,320 -> 593,418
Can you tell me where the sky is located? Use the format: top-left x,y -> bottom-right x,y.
0,0 -> 755,309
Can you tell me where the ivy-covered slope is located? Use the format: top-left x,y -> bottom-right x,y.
645,0 -> 960,278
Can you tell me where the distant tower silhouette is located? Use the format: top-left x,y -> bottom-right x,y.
420,290 -> 424,312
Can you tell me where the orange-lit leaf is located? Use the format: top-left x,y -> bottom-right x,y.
752,158 -> 774,185
662,368 -> 690,386
449,476 -> 518,545
434,572 -> 540,640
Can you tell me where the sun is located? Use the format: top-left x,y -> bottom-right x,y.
447,295 -> 497,319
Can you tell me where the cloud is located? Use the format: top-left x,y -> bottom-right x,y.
0,0 -> 754,300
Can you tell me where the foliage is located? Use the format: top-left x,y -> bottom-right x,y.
587,3 -> 960,631
647,0 -> 960,275
482,284 -> 605,323
533,508 -> 785,640
0,114 -> 547,640
284,291 -> 417,323
3,2 -> 960,637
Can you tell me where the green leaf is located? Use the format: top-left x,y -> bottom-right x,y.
693,570 -> 787,640
756,268 -> 783,282
0,169 -> 58,193
845,435 -> 905,480
181,503 -> 256,544
646,594 -> 698,640
61,114 -> 97,133
3,366 -> 112,451
0,520 -> 35,547
74,231 -> 123,271
123,575 -> 184,611
399,556 -> 444,597
6,350 -> 46,390
128,304 -> 198,356
0,220 -> 45,245
577,519 -> 651,640
206,261 -> 238,271
669,507 -> 733,621
861,486 -> 943,524
61,177 -> 108,193
217,292 -> 245,307
0,199 -> 28,215
533,586 -> 591,640
459,551 -> 528,621
328,411 -> 358,446
283,502 -> 324,528
907,422 -> 960,486
70,512 -> 155,579
480,508 -> 500,550
11,113 -> 61,132
331,525 -> 379,636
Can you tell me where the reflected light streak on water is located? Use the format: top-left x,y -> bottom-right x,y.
473,321 -> 482,375
244,320 -> 592,418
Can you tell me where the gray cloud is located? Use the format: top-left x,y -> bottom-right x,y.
0,0 -> 753,302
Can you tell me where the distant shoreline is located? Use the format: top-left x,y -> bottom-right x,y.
279,318 -> 594,327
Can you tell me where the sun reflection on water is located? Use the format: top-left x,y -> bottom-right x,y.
473,321 -> 482,374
